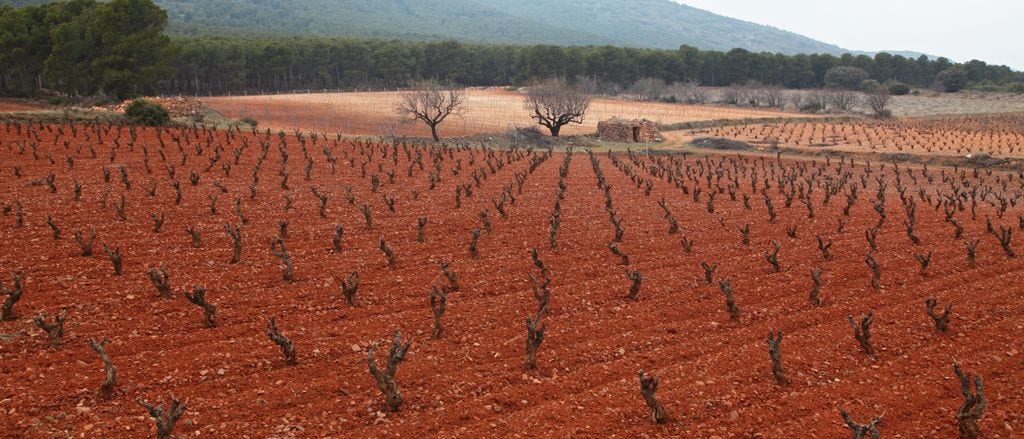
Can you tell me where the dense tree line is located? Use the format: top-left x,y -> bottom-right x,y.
162,38 -> 1024,96
2,1 -> 1022,99
0,0 -> 174,99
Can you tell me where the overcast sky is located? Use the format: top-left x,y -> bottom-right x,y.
676,1 -> 1024,70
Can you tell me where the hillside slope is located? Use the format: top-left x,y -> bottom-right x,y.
2,0 -> 928,57
486,0 -> 846,54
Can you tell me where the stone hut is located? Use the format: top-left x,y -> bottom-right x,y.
597,118 -> 662,143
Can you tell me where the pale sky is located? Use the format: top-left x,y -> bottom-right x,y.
676,1 -> 1024,70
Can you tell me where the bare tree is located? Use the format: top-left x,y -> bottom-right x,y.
396,80 -> 466,141
720,84 -> 744,105
830,90 -> 861,112
763,84 -> 787,109
524,78 -> 591,137
679,79 -> 709,104
806,89 -> 831,113
742,81 -> 765,107
628,77 -> 667,101
866,87 -> 892,118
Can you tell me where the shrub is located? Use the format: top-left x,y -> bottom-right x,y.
124,99 -> 170,126
934,67 -> 969,92
887,82 -> 911,95
240,116 -> 258,127
824,66 -> 869,89
858,79 -> 882,92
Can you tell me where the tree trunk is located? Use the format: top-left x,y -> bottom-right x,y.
429,123 -> 440,141
548,124 -> 561,138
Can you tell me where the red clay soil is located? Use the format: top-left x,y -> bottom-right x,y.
0,123 -> 1022,438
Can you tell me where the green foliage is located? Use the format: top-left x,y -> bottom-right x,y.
124,99 -> 169,126
2,0 -> 1023,99
824,66 -> 869,89
138,0 -> 854,56
156,36 -> 1024,97
887,81 -> 911,95
1,0 -> 175,99
934,67 -> 969,92
858,79 -> 882,92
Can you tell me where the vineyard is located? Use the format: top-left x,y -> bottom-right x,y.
203,89 -> 800,138
1,121 -> 1023,437
698,114 -> 1024,159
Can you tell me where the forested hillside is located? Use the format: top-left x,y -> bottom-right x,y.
5,0 -> 855,55
2,0 -> 1022,99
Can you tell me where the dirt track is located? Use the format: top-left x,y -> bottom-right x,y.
0,123 -> 1022,437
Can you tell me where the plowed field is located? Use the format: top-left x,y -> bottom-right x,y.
0,122 -> 1022,438
204,89 -> 801,138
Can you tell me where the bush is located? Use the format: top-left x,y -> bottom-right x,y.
1011,83 -> 1024,94
858,79 -> 882,92
47,97 -> 70,106
934,68 -> 968,93
509,126 -> 552,146
240,116 -> 258,127
887,82 -> 911,95
824,66 -> 869,90
965,152 -> 1004,168
692,137 -> 754,151
970,81 -> 1002,92
125,99 -> 170,126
